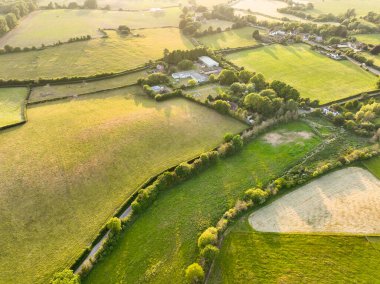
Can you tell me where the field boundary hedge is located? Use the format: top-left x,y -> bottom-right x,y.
319,89 -> 380,107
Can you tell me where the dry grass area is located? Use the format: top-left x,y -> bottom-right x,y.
250,167 -> 380,234
262,130 -> 314,146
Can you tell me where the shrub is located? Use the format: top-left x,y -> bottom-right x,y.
106,217 -> 122,234
185,263 -> 204,283
224,132 -> 234,142
200,245 -> 219,262
50,269 -> 80,284
244,188 -> 268,204
231,135 -> 244,151
175,162 -> 193,179
198,227 -> 218,248
178,59 -> 194,70
213,100 -> 230,114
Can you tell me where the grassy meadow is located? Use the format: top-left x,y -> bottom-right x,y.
231,0 -> 288,17
0,28 -> 193,80
185,84 -> 227,102
0,86 -> 246,284
363,156 -> 380,179
0,87 -> 29,127
355,33 -> 380,46
199,19 -> 234,32
0,8 -> 181,48
198,27 -> 259,49
226,44 -> 378,103
83,121 -> 322,283
210,217 -> 380,283
302,0 -> 380,16
29,70 -> 147,103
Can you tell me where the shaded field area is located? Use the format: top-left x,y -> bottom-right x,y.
199,19 -> 234,32
232,0 -> 287,17
226,44 -> 378,103
0,8 -> 181,47
0,28 -> 192,81
249,167 -> 380,234
363,156 -> 380,179
0,86 -> 246,284
0,87 -> 29,128
29,70 -> 147,103
198,27 -> 259,50
210,218 -> 380,283
83,122 -> 322,284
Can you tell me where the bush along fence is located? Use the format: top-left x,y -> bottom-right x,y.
188,144 -> 380,283
63,115 -> 299,281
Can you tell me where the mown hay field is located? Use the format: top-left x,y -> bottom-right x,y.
231,0 -> 288,17
249,167 -> 380,234
0,28 -> 193,81
83,122 -> 322,284
226,44 -> 378,103
0,8 -> 181,47
0,87 -> 28,127
210,218 -> 380,283
0,85 -> 246,284
29,69 -> 147,103
198,27 -> 259,50
185,84 -> 227,102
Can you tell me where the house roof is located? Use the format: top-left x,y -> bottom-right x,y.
198,56 -> 219,66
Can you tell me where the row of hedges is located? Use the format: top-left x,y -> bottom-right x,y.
185,144 -> 380,282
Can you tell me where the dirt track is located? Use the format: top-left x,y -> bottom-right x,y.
249,167 -> 380,234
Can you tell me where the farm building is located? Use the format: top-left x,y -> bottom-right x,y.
198,56 -> 219,68
171,70 -> 208,83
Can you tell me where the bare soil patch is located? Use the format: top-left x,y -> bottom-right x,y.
262,130 -> 314,146
249,167 -> 380,234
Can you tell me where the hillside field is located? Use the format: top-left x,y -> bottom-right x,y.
198,27 -> 260,49
0,87 -> 29,128
83,121 -> 322,283
0,8 -> 181,47
0,28 -> 193,81
355,33 -> 380,46
29,69 -> 147,103
210,218 -> 380,283
0,86 -> 246,284
226,44 -> 378,103
300,0 -> 380,16
363,156 -> 380,179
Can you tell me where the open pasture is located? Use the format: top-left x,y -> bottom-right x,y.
355,33 -> 380,46
83,122 -> 322,283
0,28 -> 192,81
199,19 -> 234,32
297,0 -> 380,16
0,87 -> 28,128
363,156 -> 380,179
0,85 -> 246,284
226,44 -> 378,103
0,8 -> 181,48
198,27 -> 259,49
210,219 -> 380,283
250,167 -> 380,234
29,69 -> 147,103
231,0 -> 288,17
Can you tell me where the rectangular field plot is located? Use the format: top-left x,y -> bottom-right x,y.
83,122 -> 322,284
210,221 -> 380,283
232,0 -> 288,17
0,87 -> 28,128
226,44 -> 378,103
0,85 -> 246,283
198,27 -> 260,50
0,8 -> 181,48
29,69 -> 147,103
185,84 -> 227,101
355,33 -> 380,46
0,28 -> 192,81
299,0 -> 380,16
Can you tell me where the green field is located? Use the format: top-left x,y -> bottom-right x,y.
29,70 -> 147,103
83,121 -> 322,283
0,8 -> 181,47
0,87 -> 29,128
355,34 -> 380,46
232,0 -> 288,17
185,84 -> 227,102
303,0 -> 380,16
0,28 -> 192,80
210,217 -> 380,283
198,27 -> 259,49
226,44 -> 378,103
199,19 -> 234,32
0,86 -> 246,284
363,156 -> 380,179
